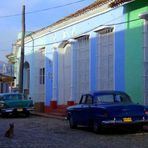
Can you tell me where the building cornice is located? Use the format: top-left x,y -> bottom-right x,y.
14,0 -> 134,47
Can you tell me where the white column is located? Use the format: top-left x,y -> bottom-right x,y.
89,32 -> 97,93
52,48 -> 58,101
69,39 -> 77,102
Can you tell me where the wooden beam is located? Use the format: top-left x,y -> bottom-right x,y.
0,74 -> 15,83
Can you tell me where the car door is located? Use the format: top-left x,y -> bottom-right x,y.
73,95 -> 87,124
78,94 -> 93,125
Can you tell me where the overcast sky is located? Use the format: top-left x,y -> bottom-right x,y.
0,0 -> 96,62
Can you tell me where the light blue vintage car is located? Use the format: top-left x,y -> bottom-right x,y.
0,93 -> 34,117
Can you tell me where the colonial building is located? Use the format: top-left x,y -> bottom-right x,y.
0,60 -> 14,93
12,0 -> 148,112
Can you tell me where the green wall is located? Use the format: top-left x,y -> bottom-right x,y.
125,0 -> 148,104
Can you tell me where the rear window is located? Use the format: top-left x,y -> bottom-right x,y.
94,93 -> 131,104
94,95 -> 114,103
0,94 -> 23,100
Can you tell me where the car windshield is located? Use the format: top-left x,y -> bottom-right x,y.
0,94 -> 23,100
94,93 -> 131,104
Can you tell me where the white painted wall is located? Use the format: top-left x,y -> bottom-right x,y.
58,44 -> 71,104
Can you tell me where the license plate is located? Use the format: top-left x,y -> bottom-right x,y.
17,108 -> 23,112
123,117 -> 132,122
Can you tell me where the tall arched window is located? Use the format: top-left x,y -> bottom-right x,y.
24,61 -> 30,90
96,27 -> 114,90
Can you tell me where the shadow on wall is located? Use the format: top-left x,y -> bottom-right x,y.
17,46 -> 50,112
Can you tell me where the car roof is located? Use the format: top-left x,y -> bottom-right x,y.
81,90 -> 128,96
93,90 -> 128,96
0,93 -> 22,96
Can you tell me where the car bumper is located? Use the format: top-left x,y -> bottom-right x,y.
102,119 -> 148,125
1,108 -> 14,113
25,107 -> 34,111
1,107 -> 34,113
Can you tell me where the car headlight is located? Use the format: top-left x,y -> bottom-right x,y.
0,104 -> 4,108
145,108 -> 148,115
0,101 -> 4,108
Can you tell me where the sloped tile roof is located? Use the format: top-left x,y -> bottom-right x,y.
49,0 -> 110,27
109,0 -> 132,7
24,0 -> 132,39
39,0 -> 132,29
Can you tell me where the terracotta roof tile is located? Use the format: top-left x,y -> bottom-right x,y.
109,0 -> 132,7
50,0 -> 111,27
24,0 -> 131,39
44,0 -> 132,28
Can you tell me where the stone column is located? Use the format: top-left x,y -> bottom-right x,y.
89,32 -> 97,93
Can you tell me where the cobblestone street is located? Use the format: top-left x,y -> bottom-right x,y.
0,115 -> 148,148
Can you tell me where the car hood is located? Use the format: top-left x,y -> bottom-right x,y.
4,99 -> 33,108
97,103 -> 145,117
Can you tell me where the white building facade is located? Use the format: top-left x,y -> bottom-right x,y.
12,0 -> 148,112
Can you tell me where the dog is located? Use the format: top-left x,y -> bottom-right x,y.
5,123 -> 14,138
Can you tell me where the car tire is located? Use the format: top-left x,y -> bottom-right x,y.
131,125 -> 143,132
25,111 -> 30,117
93,122 -> 99,133
69,116 -> 77,129
1,112 -> 8,118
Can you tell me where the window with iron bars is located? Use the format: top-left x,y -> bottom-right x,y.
96,27 -> 114,90
75,35 -> 90,102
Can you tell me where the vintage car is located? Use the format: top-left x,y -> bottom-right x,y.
67,91 -> 148,132
0,93 -> 34,117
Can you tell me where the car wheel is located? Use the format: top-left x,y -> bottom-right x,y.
1,112 -> 8,118
93,122 -> 99,133
25,111 -> 30,117
69,116 -> 77,129
131,125 -> 143,132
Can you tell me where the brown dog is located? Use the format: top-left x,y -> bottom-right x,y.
5,123 -> 14,138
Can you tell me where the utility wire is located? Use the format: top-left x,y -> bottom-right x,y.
0,0 -> 88,19
27,0 -> 89,14
0,50 -> 9,52
14,18 -> 141,48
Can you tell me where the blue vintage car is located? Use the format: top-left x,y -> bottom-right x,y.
67,91 -> 148,132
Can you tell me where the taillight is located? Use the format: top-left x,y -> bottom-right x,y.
102,110 -> 108,117
145,107 -> 148,115
145,108 -> 148,115
0,101 -> 4,108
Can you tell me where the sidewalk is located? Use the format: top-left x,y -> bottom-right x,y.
31,111 -> 66,120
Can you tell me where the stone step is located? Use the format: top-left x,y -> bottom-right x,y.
48,111 -> 66,117
50,105 -> 67,114
32,105 -> 68,119
31,111 -> 65,120
57,105 -> 68,109
53,108 -> 67,113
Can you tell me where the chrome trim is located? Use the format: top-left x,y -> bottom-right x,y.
1,109 -> 13,113
25,107 -> 34,111
1,107 -> 34,113
102,119 -> 148,124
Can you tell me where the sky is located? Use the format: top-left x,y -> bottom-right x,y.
0,0 -> 96,62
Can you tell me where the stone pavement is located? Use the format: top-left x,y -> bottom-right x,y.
1,115 -> 148,148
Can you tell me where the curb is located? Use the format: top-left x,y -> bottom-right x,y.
31,111 -> 66,120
